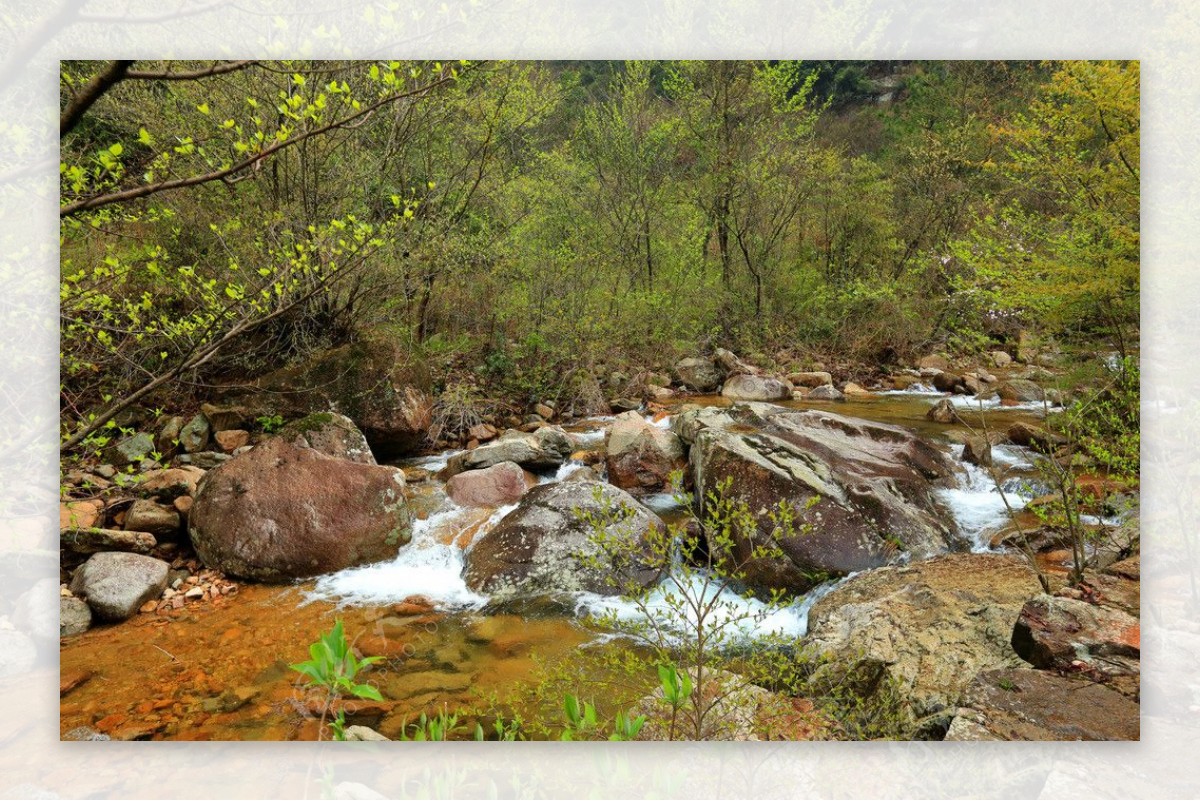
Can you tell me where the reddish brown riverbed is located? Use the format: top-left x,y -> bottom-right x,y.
59,583 -> 593,740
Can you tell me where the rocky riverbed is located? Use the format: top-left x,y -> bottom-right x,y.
58,349 -> 1139,741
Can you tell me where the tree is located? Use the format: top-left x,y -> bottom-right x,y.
59,60 -> 465,451
951,60 -> 1139,352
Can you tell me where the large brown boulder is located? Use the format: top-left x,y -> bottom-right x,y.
230,334 -> 432,458
1011,595 -> 1140,691
188,437 -> 412,581
945,668 -> 1138,741
605,411 -> 686,494
463,481 -> 663,600
673,403 -> 960,594
805,553 -> 1044,720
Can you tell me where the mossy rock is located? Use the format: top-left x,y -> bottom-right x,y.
226,331 -> 433,458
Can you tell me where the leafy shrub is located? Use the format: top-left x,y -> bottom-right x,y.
290,619 -> 383,741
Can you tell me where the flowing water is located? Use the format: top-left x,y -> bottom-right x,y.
60,390 -> 1051,740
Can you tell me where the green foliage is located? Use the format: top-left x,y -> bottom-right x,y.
951,61 -> 1139,351
1036,355 -> 1140,581
290,619 -> 383,741
60,59 -> 1137,457
788,649 -> 913,740
394,707 -> 464,742
558,693 -> 599,741
255,414 -> 285,434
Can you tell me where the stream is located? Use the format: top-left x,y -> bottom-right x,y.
60,391 -> 1056,740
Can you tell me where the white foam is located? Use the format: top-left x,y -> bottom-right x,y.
571,428 -> 607,446
400,450 -> 461,474
936,446 -> 1032,551
544,461 -> 587,483
640,492 -> 686,514
575,574 -> 795,644
879,384 -> 939,396
947,394 -> 1055,413
307,504 -> 491,609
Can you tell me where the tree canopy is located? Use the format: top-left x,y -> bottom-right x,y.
59,59 -> 1139,450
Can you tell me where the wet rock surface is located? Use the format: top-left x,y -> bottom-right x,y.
945,668 -> 1138,741
605,411 -> 686,494
463,480 -> 663,600
445,461 -> 535,508
675,403 -> 960,593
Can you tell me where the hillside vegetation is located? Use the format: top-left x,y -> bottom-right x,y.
59,59 -> 1138,447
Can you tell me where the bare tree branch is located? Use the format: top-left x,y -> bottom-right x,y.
59,59 -> 132,138
125,60 -> 256,81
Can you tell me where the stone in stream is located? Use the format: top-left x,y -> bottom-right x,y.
276,411 -> 375,464
604,411 -> 686,494
926,398 -> 959,424
720,374 -> 792,402
945,668 -> 1138,741
60,596 -> 93,636
673,356 -> 723,392
672,403 -> 961,594
960,435 -> 993,467
806,385 -> 844,401
787,371 -> 833,388
931,371 -> 964,394
1007,421 -> 1063,452
463,481 -> 664,600
804,553 -> 1044,722
188,437 -> 412,581
445,461 -> 535,507
69,552 -> 170,622
977,379 -> 1046,404
441,427 -> 574,477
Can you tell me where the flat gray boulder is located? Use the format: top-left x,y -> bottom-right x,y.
69,552 -> 169,622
